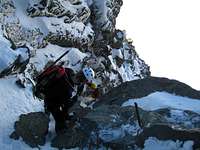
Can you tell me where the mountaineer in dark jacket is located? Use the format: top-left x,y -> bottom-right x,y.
35,65 -> 99,134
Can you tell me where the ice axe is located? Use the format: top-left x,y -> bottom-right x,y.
134,102 -> 143,128
32,50 -> 70,82
32,50 -> 70,99
46,50 -> 70,69
35,50 -> 70,79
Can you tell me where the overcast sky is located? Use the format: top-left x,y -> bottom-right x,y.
116,0 -> 200,90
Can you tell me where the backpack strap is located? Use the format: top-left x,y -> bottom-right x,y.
63,68 -> 76,92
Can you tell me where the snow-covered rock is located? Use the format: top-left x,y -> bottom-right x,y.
135,124 -> 200,149
0,0 -> 150,94
46,19 -> 94,48
0,33 -> 30,77
0,40 -> 18,73
142,137 -> 194,150
26,0 -> 94,48
27,0 -> 91,23
91,0 -> 123,32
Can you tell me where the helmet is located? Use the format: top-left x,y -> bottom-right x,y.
82,67 -> 95,82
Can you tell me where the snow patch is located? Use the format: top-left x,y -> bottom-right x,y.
0,39 -> 29,72
0,29 -> 11,47
0,42 -> 18,72
30,44 -> 88,72
99,123 -> 141,142
118,63 -> 140,81
0,76 -> 43,150
122,92 -> 200,114
142,137 -> 193,150
165,109 -> 200,128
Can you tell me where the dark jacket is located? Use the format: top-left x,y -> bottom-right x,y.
44,67 -> 75,102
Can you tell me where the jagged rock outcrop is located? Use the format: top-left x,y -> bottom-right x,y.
135,124 -> 200,149
96,76 -> 200,106
26,0 -> 94,48
10,112 -> 49,148
0,39 -> 30,77
91,0 -> 123,32
155,108 -> 200,129
0,0 -> 46,50
0,0 -> 150,96
12,105 -> 200,149
27,0 -> 91,23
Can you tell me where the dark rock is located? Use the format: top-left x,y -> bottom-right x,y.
51,118 -> 97,149
51,105 -> 140,149
135,124 -> 200,149
103,135 -> 136,150
85,105 -> 125,128
95,76 -> 200,106
0,46 -> 30,78
15,79 -> 26,88
51,128 -> 86,149
10,112 -> 50,148
0,56 -> 20,78
85,104 -> 166,129
10,131 -> 19,140
155,108 -> 200,129
10,100 -> 200,149
115,56 -> 124,67
49,77 -> 200,149
138,109 -> 167,127
111,30 -> 125,48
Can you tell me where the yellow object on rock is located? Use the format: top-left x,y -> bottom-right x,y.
87,82 -> 97,89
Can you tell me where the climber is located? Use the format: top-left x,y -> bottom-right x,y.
35,65 -> 99,134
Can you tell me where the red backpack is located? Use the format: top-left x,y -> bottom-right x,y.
34,65 -> 68,99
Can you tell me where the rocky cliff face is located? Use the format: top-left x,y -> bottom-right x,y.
0,0 -> 150,95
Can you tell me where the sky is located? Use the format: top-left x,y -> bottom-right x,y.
116,0 -> 200,90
